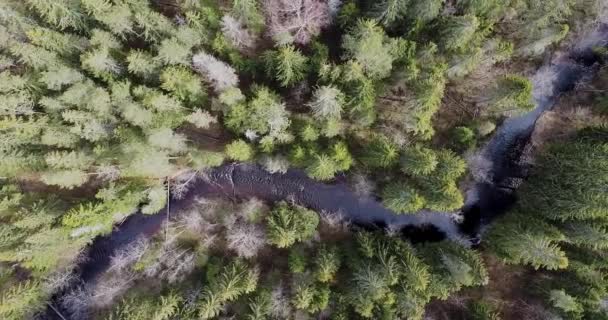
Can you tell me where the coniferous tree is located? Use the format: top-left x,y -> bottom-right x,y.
306,154 -> 339,181
372,0 -> 409,27
382,182 -> 425,214
359,135 -> 400,168
314,246 -> 341,283
308,85 -> 345,120
225,139 -> 254,161
437,14 -> 480,52
342,19 -> 396,79
266,202 -> 319,248
264,45 -> 308,87
400,145 -> 438,176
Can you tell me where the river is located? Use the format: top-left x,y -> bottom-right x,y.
40,22 -> 608,320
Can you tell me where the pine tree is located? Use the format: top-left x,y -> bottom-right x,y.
192,52 -> 239,92
264,45 -> 308,87
156,38 -> 192,66
127,50 -> 159,79
437,14 -> 479,52
141,184 -> 167,214
382,182 -> 425,214
232,0 -> 265,31
26,0 -> 87,31
400,145 -> 438,176
314,246 -> 341,283
484,75 -> 534,114
288,246 -> 308,273
359,135 -> 400,168
342,19 -> 396,79
306,154 -> 339,181
38,66 -> 84,91
0,280 -> 46,319
81,0 -> 134,36
186,109 -> 217,129
266,202 -> 319,248
549,289 -> 583,318
373,0 -> 410,27
26,27 -> 88,56
225,139 -> 254,161
408,0 -> 444,25
308,85 -> 345,119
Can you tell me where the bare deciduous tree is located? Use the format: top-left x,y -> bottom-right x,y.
264,0 -> 331,45
108,238 -> 149,273
226,222 -> 267,258
60,286 -> 93,320
270,284 -> 292,318
221,15 -> 256,51
318,210 -> 350,233
192,52 -> 239,92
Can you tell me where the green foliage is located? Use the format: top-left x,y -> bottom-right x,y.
342,19 -> 396,79
549,289 -> 583,318
198,260 -> 258,319
382,182 -> 425,214
359,135 -> 400,168
450,126 -> 477,152
487,75 -> 534,114
306,154 -> 339,181
288,246 -> 308,273
400,145 -> 438,176
26,0 -> 87,30
372,0 -> 409,27
0,1 -> 603,319
308,85 -> 345,120
225,86 -> 291,146
314,246 -> 341,282
0,281 -> 46,319
420,241 -> 488,299
127,50 -> 159,78
225,139 -> 254,161
108,292 -> 182,320
264,45 -> 308,87
266,202 -> 319,248
468,299 -> 501,320
438,15 -> 480,52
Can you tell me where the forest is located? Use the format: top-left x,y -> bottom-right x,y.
0,0 -> 607,319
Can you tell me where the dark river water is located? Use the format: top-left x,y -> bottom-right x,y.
40,23 -> 608,319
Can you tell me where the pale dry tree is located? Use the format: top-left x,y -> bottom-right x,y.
264,0 -> 331,45
466,153 -> 493,183
350,173 -> 375,198
260,155 -> 290,174
108,238 -> 149,273
318,210 -> 350,233
221,15 -> 257,51
143,239 -> 197,283
270,284 -> 293,319
43,269 -> 76,293
90,272 -> 135,308
170,170 -> 199,199
238,198 -> 268,222
192,52 -> 239,92
226,222 -> 267,258
95,164 -> 121,181
60,286 -> 94,320
170,208 -> 221,249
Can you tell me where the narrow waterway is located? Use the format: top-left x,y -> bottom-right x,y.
41,22 -> 608,320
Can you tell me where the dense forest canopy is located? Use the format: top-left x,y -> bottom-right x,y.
0,0 -> 606,319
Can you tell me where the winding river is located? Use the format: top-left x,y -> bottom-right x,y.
41,22 -> 608,319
